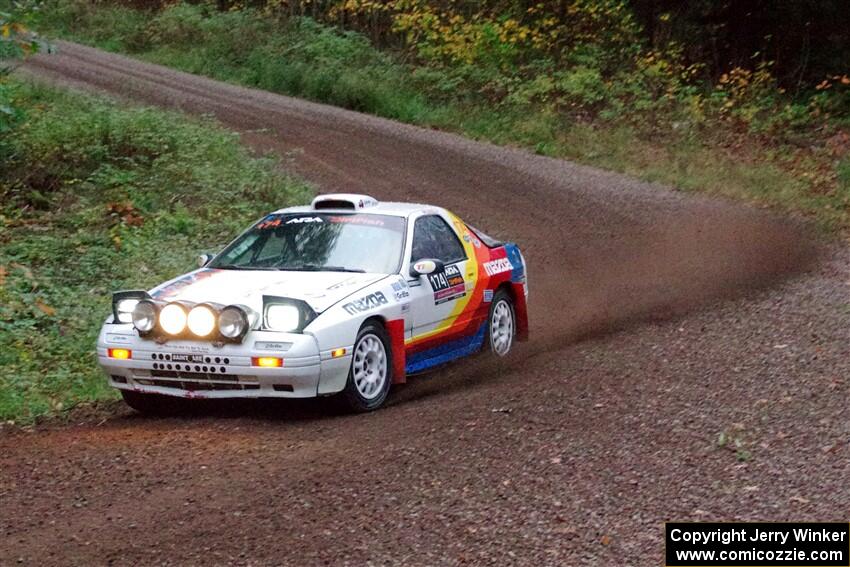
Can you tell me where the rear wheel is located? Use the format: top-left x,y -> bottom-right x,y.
340,322 -> 392,412
486,290 -> 515,357
121,390 -> 184,415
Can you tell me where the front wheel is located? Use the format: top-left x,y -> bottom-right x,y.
486,290 -> 515,357
339,322 -> 393,412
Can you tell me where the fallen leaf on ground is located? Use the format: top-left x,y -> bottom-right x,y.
35,298 -> 56,316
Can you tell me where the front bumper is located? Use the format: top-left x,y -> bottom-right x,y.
97,325 -> 351,399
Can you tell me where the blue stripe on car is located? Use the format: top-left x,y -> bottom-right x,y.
504,242 -> 525,282
405,323 -> 487,374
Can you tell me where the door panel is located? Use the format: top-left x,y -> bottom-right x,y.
406,214 -> 470,340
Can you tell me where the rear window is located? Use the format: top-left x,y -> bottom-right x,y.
466,224 -> 504,248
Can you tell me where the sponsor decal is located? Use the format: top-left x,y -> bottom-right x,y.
286,216 -> 323,224
429,264 -> 466,305
462,232 -> 482,248
171,353 -> 206,363
151,269 -> 220,299
254,341 -> 293,352
483,289 -> 494,303
413,260 -> 436,274
342,291 -> 389,315
483,258 -> 513,277
391,280 -> 410,301
328,215 -> 385,227
257,217 -> 282,230
160,344 -> 210,353
258,214 -> 389,229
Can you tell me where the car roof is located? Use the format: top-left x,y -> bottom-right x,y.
271,196 -> 444,218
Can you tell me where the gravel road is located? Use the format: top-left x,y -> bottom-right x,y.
2,41 -> 847,566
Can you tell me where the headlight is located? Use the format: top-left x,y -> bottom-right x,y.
219,306 -> 249,339
132,300 -> 158,333
187,305 -> 216,337
159,303 -> 188,335
262,296 -> 316,333
115,299 -> 139,323
266,304 -> 300,332
111,290 -> 150,324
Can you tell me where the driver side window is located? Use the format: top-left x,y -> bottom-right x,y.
411,215 -> 466,264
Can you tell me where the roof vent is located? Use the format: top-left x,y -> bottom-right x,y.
311,194 -> 379,211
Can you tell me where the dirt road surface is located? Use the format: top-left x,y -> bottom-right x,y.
2,41 -> 848,566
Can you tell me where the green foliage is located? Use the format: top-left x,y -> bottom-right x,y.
629,0 -> 850,90
838,157 -> 850,196
37,0 -> 850,231
1,0 -> 49,131
1,0 -> 47,62
245,18 -> 434,120
40,1 -> 436,122
0,81 -> 311,421
0,78 -> 23,131
41,0 -> 850,135
36,0 -> 148,51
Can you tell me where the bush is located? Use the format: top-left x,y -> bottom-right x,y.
0,81 -> 310,421
38,0 -> 150,51
1,0 -> 50,131
243,18 -> 434,120
41,2 -> 436,122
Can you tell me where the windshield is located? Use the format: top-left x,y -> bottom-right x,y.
210,213 -> 406,274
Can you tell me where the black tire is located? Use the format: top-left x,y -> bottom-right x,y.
339,321 -> 393,412
485,289 -> 516,357
121,390 -> 185,415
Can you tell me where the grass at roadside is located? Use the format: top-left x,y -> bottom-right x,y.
38,0 -> 850,231
0,80 -> 311,422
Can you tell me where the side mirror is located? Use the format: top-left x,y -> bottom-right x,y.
198,253 -> 215,268
410,258 -> 445,278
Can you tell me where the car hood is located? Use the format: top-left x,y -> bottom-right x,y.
149,268 -> 388,314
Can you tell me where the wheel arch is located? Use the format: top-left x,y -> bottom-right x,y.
361,314 -> 387,329
495,281 -> 515,301
494,280 -> 529,342
359,314 -> 406,384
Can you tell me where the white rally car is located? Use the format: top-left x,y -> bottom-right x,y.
98,194 -> 528,413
